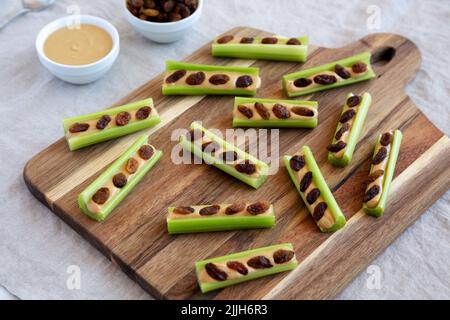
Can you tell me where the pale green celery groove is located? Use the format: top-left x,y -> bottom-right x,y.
166,204 -> 275,234
78,135 -> 162,221
232,97 -> 318,128
212,36 -> 309,62
63,98 -> 161,151
179,122 -> 269,189
284,146 -> 346,232
282,52 -> 376,97
363,130 -> 403,217
328,92 -> 372,167
196,243 -> 298,293
162,60 -> 260,96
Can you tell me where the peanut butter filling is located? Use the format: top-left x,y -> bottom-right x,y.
164,70 -> 261,91
215,36 -> 302,46
233,102 -> 317,121
365,142 -> 391,208
169,203 -> 272,220
199,246 -> 296,284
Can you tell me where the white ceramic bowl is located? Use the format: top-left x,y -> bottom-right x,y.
36,15 -> 120,85
123,0 -> 203,43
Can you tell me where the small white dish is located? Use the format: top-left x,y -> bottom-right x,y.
123,0 -> 203,43
36,15 -> 120,85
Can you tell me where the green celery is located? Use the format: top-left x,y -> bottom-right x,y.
233,97 -> 318,128
282,52 -> 376,97
212,36 -> 309,62
78,135 -> 162,221
63,98 -> 160,151
363,130 -> 403,217
328,92 -> 372,167
196,243 -> 297,293
284,146 -> 346,232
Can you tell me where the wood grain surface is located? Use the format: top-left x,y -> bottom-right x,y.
23,27 -> 450,300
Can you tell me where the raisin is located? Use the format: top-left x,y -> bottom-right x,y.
380,132 -> 393,146
112,173 -> 127,188
237,105 -> 253,118
199,205 -> 220,216
352,62 -> 368,73
96,115 -> 111,130
289,155 -> 305,171
225,202 -> 246,215
226,261 -> 248,275
347,95 -> 361,108
136,106 -> 152,120
69,122 -> 89,133
293,78 -> 312,87
273,249 -> 295,264
92,187 -> 110,205
254,102 -> 270,120
335,123 -> 350,140
313,202 -> 327,221
201,141 -> 220,153
186,129 -> 204,141
327,141 -> 347,153
138,145 -> 154,160
364,185 -> 380,202
240,37 -> 254,44
166,70 -> 186,83
235,160 -> 257,175
339,109 -> 356,123
209,74 -> 230,85
186,72 -> 205,85
291,106 -> 315,117
169,12 -> 182,21
300,171 -> 313,192
272,104 -> 291,119
334,64 -> 351,79
116,112 -> 131,126
246,201 -> 270,215
221,151 -> 238,162
367,169 -> 385,184
313,74 -> 337,85
217,35 -> 233,44
247,256 -> 273,269
261,37 -> 278,44
306,188 -> 321,205
286,38 -> 301,45
205,263 -> 228,281
173,206 -> 195,215
125,158 -> 139,174
176,3 -> 191,18
373,147 -> 387,165
163,0 -> 175,12
235,75 -> 253,88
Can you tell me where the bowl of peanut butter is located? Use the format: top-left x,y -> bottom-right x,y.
36,15 -> 120,84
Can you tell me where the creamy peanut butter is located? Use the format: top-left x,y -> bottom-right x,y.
233,103 -> 317,120
86,148 -> 150,214
199,246 -> 295,283
169,204 -> 272,220
294,155 -> 335,229
44,24 -> 112,66
164,70 -> 261,91
333,96 -> 359,158
287,68 -> 369,93
366,143 -> 391,208
215,36 -> 297,45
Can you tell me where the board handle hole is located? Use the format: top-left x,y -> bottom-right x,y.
371,46 -> 396,66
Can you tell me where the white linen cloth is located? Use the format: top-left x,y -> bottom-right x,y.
0,0 -> 449,300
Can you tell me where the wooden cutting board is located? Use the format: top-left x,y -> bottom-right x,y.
24,27 -> 450,300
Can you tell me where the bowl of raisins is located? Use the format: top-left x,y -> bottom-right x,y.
124,0 -> 202,43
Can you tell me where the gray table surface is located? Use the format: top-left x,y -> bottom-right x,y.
0,0 -> 449,300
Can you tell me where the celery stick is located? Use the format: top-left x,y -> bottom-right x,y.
212,35 -> 309,62
282,52 -> 376,97
63,98 -> 160,151
233,97 -> 318,128
284,146 -> 346,232
196,243 -> 297,293
78,135 -> 162,221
